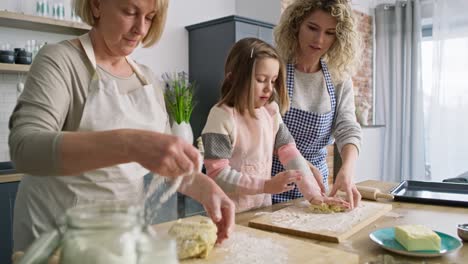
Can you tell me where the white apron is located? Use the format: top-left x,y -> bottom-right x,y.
13,34 -> 169,251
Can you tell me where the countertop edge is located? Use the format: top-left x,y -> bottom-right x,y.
0,173 -> 23,183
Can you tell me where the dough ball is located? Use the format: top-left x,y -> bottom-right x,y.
168,219 -> 217,260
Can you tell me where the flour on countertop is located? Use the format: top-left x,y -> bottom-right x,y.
268,201 -> 384,234
384,212 -> 403,218
218,232 -> 288,264
185,231 -> 288,264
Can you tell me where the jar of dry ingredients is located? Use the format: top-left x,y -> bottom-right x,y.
16,203 -> 178,264
62,204 -> 179,264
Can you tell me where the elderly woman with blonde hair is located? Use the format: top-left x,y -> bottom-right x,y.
9,0 -> 234,252
271,0 -> 363,208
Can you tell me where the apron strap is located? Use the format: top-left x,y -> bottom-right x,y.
78,33 -> 149,85
286,63 -> 295,101
126,57 -> 149,86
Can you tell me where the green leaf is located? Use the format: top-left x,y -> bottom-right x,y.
163,71 -> 196,124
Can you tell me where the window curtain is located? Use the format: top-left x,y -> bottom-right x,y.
426,0 -> 468,181
374,0 -> 426,182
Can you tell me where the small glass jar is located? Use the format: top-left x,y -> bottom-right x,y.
59,203 -> 178,264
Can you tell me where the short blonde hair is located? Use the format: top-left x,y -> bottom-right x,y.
75,0 -> 168,47
275,0 -> 361,83
218,38 -> 289,118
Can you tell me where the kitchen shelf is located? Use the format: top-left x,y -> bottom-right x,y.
0,63 -> 30,73
0,10 -> 90,35
0,174 -> 23,183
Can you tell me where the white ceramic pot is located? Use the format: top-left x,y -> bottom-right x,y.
358,108 -> 369,126
171,122 -> 194,145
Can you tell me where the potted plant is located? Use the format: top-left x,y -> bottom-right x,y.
162,71 -> 196,144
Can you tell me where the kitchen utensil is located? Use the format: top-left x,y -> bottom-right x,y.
16,204 -> 178,264
357,185 -> 394,201
249,200 -> 392,243
369,227 -> 463,257
390,180 -> 468,207
457,224 -> 468,241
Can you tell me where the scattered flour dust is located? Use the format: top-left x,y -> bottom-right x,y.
269,201 -> 384,234
217,232 -> 288,264
184,231 -> 288,264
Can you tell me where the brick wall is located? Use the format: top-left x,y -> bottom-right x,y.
279,1 -> 374,181
353,10 -> 374,125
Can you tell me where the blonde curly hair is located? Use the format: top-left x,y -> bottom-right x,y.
275,0 -> 361,83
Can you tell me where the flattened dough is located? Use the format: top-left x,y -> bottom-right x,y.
168,219 -> 217,260
308,203 -> 345,214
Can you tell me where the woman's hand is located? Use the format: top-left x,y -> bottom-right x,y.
127,130 -> 202,178
264,170 -> 302,194
329,165 -> 361,209
178,172 -> 235,244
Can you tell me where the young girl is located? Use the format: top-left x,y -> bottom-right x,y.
201,38 -> 348,212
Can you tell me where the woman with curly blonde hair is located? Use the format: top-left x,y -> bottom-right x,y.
271,0 -> 362,209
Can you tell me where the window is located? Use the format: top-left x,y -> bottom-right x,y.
421,22 -> 468,181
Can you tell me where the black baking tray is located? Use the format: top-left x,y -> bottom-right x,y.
390,180 -> 468,207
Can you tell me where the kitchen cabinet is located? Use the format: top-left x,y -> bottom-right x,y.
0,180 -> 19,264
182,15 -> 275,218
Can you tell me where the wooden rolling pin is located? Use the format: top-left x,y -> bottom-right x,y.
357,186 -> 394,201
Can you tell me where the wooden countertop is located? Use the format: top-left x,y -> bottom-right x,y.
0,173 -> 23,183
236,180 -> 467,263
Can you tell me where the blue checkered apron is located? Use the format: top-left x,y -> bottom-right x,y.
272,59 -> 336,203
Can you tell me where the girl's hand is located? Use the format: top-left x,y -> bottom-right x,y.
307,162 -> 326,193
264,170 -> 302,194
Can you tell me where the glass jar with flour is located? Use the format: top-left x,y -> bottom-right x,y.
16,203 -> 178,264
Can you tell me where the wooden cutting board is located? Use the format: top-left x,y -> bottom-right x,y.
249,200 -> 392,243
152,215 -> 359,264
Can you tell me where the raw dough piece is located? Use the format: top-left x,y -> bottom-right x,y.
308,203 -> 345,214
168,219 -> 218,260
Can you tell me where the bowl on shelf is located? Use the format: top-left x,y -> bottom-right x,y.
0,50 -> 15,63
14,48 -> 32,57
457,224 -> 468,241
15,56 -> 32,65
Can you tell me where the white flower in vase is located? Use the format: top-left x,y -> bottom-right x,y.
162,71 -> 197,145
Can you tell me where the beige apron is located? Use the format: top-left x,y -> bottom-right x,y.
13,34 -> 169,251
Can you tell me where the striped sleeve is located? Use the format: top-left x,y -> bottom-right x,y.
202,106 -> 265,195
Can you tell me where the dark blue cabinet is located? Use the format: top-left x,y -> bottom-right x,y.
0,181 -> 19,264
